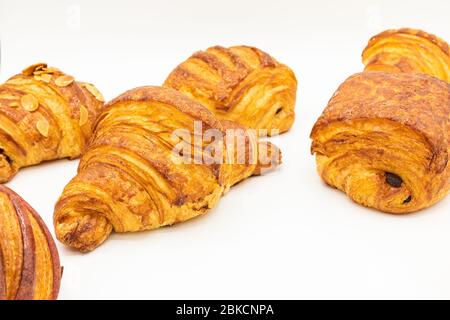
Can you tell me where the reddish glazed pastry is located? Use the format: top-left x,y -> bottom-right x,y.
0,185 -> 61,300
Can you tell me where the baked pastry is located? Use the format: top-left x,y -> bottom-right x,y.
311,72 -> 450,214
0,185 -> 61,300
0,63 -> 104,182
164,45 -> 297,135
219,119 -> 281,185
54,86 -> 281,252
362,28 -> 450,82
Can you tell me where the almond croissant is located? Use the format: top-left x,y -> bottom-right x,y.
54,86 -> 281,252
311,72 -> 450,214
164,46 -> 297,135
0,185 -> 61,300
362,28 -> 450,82
0,63 -> 104,182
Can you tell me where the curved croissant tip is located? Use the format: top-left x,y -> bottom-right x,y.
254,141 -> 282,176
55,213 -> 113,253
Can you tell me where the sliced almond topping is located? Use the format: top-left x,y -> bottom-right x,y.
41,74 -> 52,83
33,70 -> 45,75
35,64 -> 46,71
42,67 -> 60,74
9,101 -> 20,108
55,75 -> 74,87
20,94 -> 39,112
36,119 -> 49,137
84,83 -> 104,102
79,105 -> 89,126
22,63 -> 47,76
34,73 -> 52,83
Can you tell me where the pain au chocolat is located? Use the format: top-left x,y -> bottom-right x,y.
311,72 -> 449,214
0,185 -> 61,300
0,63 -> 104,182
164,45 -> 297,135
54,86 -> 281,252
362,28 -> 450,82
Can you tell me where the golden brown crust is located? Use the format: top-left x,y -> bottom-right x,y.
362,28 -> 450,82
54,86 -> 281,252
0,247 -> 5,299
0,63 -> 104,182
219,119 -> 282,180
102,86 -> 222,131
164,45 -> 297,134
0,185 -> 61,300
368,28 -> 450,56
311,72 -> 450,213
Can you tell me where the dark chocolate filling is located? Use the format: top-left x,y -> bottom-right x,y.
385,172 -> 403,188
0,149 -> 12,165
403,196 -> 412,204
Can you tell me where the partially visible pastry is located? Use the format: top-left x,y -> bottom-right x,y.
0,185 -> 61,300
362,28 -> 450,82
164,45 -> 297,135
0,63 -> 104,182
54,86 -> 281,252
311,72 -> 450,214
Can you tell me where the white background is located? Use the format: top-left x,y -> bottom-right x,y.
0,0 -> 449,299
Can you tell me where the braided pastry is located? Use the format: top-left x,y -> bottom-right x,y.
0,185 -> 61,300
164,45 -> 297,135
54,86 -> 281,252
0,63 -> 104,182
311,72 -> 450,213
362,28 -> 450,82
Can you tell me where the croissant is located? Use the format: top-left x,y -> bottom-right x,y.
362,28 -> 450,82
54,86 -> 281,252
0,63 -> 104,182
0,185 -> 61,300
311,72 -> 450,214
164,45 -> 297,135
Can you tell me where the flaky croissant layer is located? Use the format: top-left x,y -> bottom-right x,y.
54,86 -> 281,252
311,72 -> 450,213
362,28 -> 450,82
0,185 -> 61,300
164,45 -> 297,135
0,63 -> 104,182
